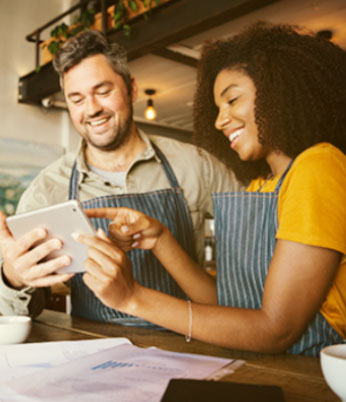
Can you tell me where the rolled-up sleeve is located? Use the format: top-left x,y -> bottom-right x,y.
0,260 -> 45,317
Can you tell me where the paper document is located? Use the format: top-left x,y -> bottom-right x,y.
0,343 -> 237,402
0,337 -> 131,383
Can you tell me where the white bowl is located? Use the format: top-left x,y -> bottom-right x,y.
320,343 -> 346,401
0,316 -> 32,345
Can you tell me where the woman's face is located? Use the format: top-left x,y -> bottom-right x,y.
214,68 -> 269,162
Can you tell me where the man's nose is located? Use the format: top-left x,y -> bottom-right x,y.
86,96 -> 102,117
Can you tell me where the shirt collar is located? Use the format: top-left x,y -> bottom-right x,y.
136,129 -> 161,163
75,129 -> 161,180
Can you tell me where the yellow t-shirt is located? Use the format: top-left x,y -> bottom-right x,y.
247,143 -> 346,338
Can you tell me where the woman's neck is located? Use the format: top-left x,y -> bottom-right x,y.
266,150 -> 293,177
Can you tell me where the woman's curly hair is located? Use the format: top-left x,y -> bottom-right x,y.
193,22 -> 346,183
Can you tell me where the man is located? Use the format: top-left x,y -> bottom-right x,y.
0,31 -> 240,325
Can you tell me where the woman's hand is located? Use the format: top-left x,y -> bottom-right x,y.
74,229 -> 138,312
84,207 -> 166,252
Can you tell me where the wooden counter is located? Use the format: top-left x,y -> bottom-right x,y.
29,310 -> 338,402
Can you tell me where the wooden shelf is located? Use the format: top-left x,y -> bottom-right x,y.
18,0 -> 277,106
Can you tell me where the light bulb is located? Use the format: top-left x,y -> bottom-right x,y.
145,105 -> 157,120
144,98 -> 157,120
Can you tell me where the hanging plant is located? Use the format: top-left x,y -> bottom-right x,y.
40,0 -> 167,64
51,22 -> 69,39
112,0 -> 162,37
47,7 -> 96,56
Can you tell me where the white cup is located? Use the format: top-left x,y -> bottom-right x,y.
0,316 -> 32,345
320,343 -> 346,401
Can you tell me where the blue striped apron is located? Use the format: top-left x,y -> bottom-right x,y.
212,165 -> 343,356
68,143 -> 196,327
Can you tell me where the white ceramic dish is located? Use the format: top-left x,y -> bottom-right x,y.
0,316 -> 32,345
320,343 -> 346,402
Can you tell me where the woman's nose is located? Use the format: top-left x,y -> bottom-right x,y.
215,109 -> 231,130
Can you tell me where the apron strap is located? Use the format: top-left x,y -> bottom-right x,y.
151,142 -> 180,188
69,162 -> 79,200
274,159 -> 294,191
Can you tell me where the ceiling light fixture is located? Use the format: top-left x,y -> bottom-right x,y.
144,89 -> 157,120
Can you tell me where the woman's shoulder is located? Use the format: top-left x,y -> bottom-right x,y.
283,142 -> 346,194
294,143 -> 346,170
277,143 -> 346,255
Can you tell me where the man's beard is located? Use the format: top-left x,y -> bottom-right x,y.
87,103 -> 133,152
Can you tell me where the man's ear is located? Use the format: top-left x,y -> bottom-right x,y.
130,77 -> 138,103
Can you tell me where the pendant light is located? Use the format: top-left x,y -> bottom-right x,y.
144,89 -> 157,120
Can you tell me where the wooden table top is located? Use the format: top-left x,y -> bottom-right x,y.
29,310 -> 338,402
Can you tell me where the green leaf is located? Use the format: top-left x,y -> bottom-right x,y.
57,23 -> 69,37
47,41 -> 60,55
115,1 -> 126,12
50,27 -> 57,38
123,24 -> 131,36
114,21 -> 121,30
69,25 -> 84,37
35,65 -> 41,73
79,9 -> 95,28
113,10 -> 123,21
129,0 -> 138,12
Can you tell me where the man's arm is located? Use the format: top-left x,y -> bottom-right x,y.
0,259 -> 46,317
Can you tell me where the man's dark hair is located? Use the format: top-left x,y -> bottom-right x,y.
53,30 -> 132,94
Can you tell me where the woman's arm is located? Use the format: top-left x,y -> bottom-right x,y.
150,226 -> 217,304
76,229 -> 341,353
84,207 -> 217,304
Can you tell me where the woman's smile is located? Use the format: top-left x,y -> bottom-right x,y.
227,127 -> 244,149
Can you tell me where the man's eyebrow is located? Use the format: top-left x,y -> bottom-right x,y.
67,91 -> 82,98
67,81 -> 113,97
220,84 -> 236,98
93,81 -> 113,90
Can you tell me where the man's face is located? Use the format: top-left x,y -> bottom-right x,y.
63,54 -> 137,151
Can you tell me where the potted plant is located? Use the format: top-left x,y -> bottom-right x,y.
39,0 -> 169,66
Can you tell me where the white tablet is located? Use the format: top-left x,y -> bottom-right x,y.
6,200 -> 96,274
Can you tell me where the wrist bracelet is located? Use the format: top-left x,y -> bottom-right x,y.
185,300 -> 192,343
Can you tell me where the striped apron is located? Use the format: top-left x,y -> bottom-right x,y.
68,143 -> 196,327
212,166 -> 343,356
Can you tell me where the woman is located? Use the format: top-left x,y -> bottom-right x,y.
75,22 -> 346,356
